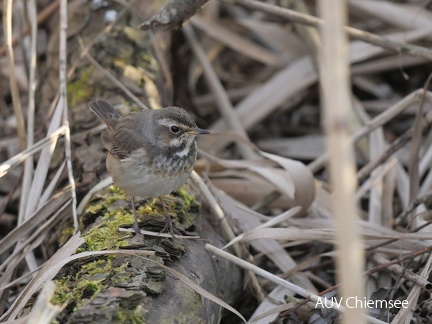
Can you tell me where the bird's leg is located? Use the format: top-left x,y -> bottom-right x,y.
131,196 -> 143,237
159,196 -> 180,236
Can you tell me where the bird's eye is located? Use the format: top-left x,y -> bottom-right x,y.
170,125 -> 180,133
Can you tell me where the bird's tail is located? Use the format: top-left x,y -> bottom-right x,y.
89,100 -> 121,129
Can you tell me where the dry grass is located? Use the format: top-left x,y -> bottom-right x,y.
1,0 -> 432,323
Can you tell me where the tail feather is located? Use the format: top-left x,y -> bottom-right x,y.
89,100 -> 121,129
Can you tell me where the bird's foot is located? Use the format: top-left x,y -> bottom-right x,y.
132,221 -> 142,235
157,196 -> 181,237
131,196 -> 145,239
161,215 -> 181,237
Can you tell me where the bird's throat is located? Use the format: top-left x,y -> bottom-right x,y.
175,137 -> 195,158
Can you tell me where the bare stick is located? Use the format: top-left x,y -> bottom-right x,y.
183,24 -> 257,159
139,0 -> 210,30
59,0 -> 78,231
3,0 -> 26,150
205,244 -> 386,324
0,126 -> 67,178
0,0 -> 60,57
223,0 -> 432,61
371,254 -> 432,291
318,1 -> 366,323
78,37 -> 149,111
20,0 -> 38,223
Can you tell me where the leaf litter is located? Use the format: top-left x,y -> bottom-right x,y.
1,0 -> 432,323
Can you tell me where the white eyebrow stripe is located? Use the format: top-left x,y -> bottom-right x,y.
158,118 -> 191,131
158,118 -> 177,127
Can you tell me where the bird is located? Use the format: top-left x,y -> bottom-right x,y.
89,100 -> 209,236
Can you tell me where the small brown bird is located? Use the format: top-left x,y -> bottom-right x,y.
89,100 -> 209,235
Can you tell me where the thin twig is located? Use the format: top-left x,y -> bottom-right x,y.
183,24 -> 257,159
394,193 -> 432,226
190,171 -> 241,256
67,7 -> 129,80
78,37 -> 149,110
3,0 -> 26,150
0,0 -> 60,57
391,254 -> 432,323
222,0 -> 432,61
371,254 -> 432,291
284,0 -> 321,68
205,244 -> 387,324
408,73 -> 432,225
309,89 -> 432,173
285,245 -> 432,319
356,129 -> 412,182
20,0 -> 38,223
19,0 -> 40,278
59,0 -> 78,231
139,0 -> 210,30
190,15 -> 285,66
0,126 -> 67,178
355,158 -> 398,201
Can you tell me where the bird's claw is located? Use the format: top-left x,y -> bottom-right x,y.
161,216 -> 181,237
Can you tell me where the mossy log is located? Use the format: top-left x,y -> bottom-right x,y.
53,186 -> 242,323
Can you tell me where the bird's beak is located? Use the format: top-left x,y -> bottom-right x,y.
188,128 -> 210,135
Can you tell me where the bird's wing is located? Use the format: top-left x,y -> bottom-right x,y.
105,112 -> 152,160
89,100 -> 121,130
100,129 -> 128,159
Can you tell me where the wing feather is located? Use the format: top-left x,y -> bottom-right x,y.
104,111 -> 153,160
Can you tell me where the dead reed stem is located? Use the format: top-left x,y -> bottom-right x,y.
318,1 -> 366,323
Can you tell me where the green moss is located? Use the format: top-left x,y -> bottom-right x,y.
51,258 -> 129,308
51,275 -> 75,305
80,185 -> 136,252
76,184 -> 197,256
81,208 -> 132,252
80,258 -> 112,276
116,309 -> 127,323
107,185 -> 121,194
59,226 -> 75,246
175,185 -> 197,211
116,307 -> 145,324
162,185 -> 200,228
52,259 -> 111,306
50,184 -> 198,322
85,185 -> 128,215
52,276 -> 104,306
67,66 -> 95,106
